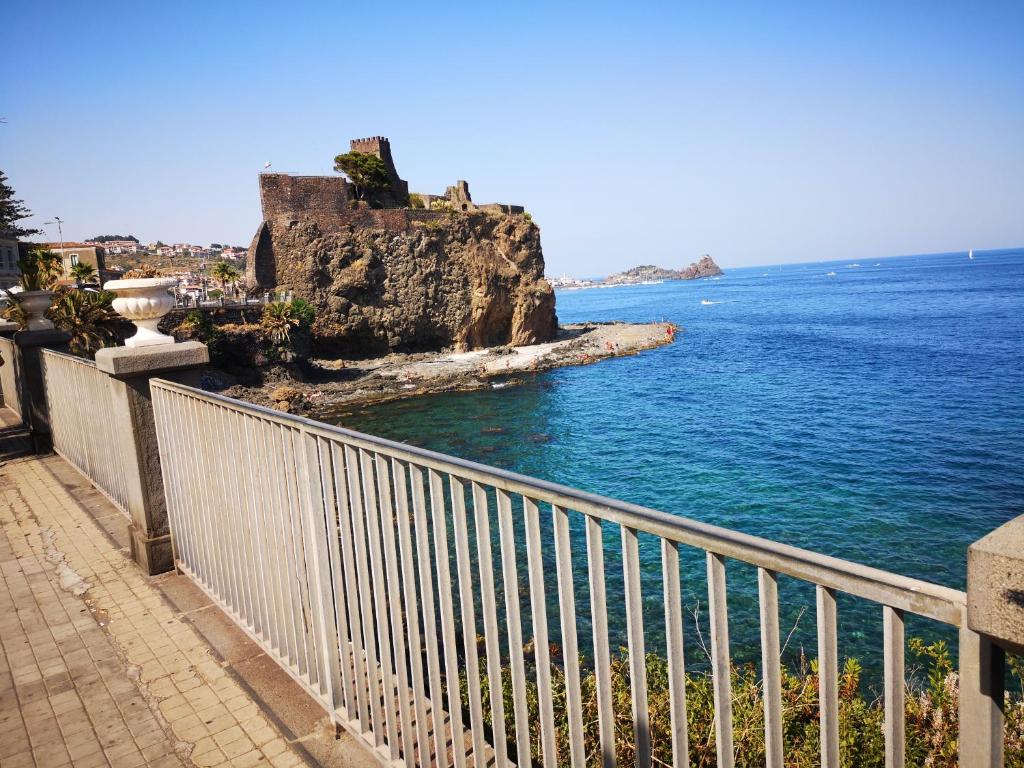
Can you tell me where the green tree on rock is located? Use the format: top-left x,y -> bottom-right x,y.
0,170 -> 40,237
333,151 -> 391,201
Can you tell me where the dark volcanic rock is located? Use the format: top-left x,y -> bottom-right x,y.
679,255 -> 724,279
250,211 -> 557,356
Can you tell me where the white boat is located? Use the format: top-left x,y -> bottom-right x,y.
826,271 -> 837,277
969,249 -> 975,260
701,299 -> 714,305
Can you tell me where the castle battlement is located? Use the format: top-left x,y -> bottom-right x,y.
256,136 -> 524,224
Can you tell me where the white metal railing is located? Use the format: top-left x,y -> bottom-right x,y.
149,378 -> 1004,767
0,336 -> 22,421
41,349 -> 130,515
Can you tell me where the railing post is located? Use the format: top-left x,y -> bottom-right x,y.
962,514 -> 1022,767
10,328 -> 71,452
94,342 -> 209,574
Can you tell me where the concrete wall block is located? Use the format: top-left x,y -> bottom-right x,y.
967,514 -> 1024,654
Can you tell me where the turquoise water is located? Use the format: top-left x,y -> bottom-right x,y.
335,249 -> 1024,674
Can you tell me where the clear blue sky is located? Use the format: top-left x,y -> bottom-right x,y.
4,1 -> 1022,274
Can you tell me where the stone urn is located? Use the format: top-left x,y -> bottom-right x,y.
18,290 -> 56,331
104,278 -> 178,347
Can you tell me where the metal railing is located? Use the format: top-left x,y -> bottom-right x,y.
41,349 -> 130,515
0,336 -> 22,421
149,378 -> 1004,767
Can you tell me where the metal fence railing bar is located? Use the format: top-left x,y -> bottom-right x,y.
150,378 -> 1002,768
0,336 -> 22,421
42,349 -> 130,516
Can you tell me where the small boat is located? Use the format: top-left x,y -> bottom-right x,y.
701,299 -> 715,305
969,249 -> 975,260
826,271 -> 837,277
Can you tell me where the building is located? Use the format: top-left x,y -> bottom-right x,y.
41,242 -> 108,280
0,232 -> 20,289
85,239 -> 140,254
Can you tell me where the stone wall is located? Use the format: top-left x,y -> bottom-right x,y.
258,174 -> 350,225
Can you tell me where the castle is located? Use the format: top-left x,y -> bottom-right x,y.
255,136 -> 523,229
248,136 -> 527,290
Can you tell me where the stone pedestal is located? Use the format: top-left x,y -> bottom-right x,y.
95,341 -> 209,575
968,514 -> 1024,655
12,328 -> 71,453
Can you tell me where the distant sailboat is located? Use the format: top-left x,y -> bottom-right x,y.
968,249 -> 975,260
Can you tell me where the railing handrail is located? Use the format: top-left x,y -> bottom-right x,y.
42,347 -> 130,517
150,377 -> 966,625
42,348 -> 97,367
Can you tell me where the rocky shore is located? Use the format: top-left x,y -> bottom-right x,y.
223,321 -> 676,415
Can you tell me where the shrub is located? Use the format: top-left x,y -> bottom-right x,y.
261,298 -> 315,361
408,193 -> 425,209
122,266 -> 161,278
458,641 -> 1022,767
17,247 -> 62,291
173,310 -> 220,348
50,289 -> 126,357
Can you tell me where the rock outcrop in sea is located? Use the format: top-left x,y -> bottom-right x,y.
679,255 -> 724,279
604,255 -> 723,284
247,136 -> 557,356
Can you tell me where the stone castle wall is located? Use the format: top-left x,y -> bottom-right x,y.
258,174 -> 350,223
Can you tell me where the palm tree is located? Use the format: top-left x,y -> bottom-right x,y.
70,261 -> 96,286
261,300 -> 299,345
48,289 -> 124,357
210,261 -> 241,298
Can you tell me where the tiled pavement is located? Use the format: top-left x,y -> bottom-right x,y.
0,447 -> 318,766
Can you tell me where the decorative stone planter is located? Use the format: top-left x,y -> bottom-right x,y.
105,278 -> 178,348
18,290 -> 56,331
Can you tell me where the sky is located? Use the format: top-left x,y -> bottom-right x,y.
3,1 -> 1023,275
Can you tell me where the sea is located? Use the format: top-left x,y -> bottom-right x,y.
334,248 -> 1024,680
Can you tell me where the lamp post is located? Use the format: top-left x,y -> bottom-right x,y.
43,217 -> 66,279
43,217 -> 65,254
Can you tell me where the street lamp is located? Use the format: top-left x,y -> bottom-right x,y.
43,217 -> 65,255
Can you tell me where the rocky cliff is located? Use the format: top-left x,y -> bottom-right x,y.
679,255 -> 724,279
248,211 -> 558,356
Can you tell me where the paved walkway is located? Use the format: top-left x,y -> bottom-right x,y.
0,445 -> 310,766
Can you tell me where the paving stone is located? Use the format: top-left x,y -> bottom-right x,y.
0,442 -> 310,768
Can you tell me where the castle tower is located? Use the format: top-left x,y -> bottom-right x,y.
349,136 -> 409,203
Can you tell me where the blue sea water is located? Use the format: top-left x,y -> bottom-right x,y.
336,249 -> 1024,676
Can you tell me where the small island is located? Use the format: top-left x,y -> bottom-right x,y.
550,254 -> 723,289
